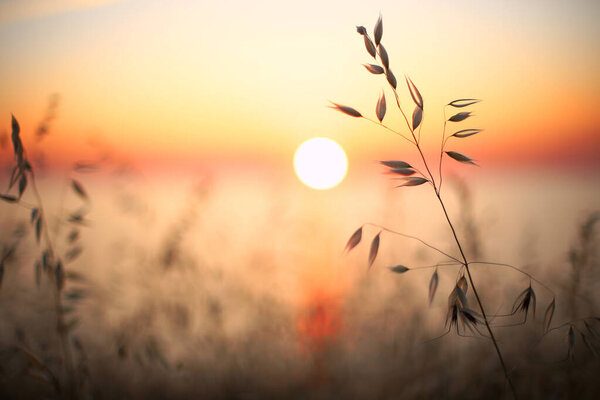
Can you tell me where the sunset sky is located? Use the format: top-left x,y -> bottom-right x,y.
1,0 -> 599,172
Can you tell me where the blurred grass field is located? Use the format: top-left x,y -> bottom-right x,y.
1,162 -> 599,399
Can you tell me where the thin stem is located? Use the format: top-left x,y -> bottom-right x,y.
363,222 -> 461,263
13,199 -> 37,210
391,89 -> 414,136
413,140 -> 437,187
438,106 -> 448,194
433,191 -> 518,399
545,318 -> 596,336
362,117 -> 414,144
409,261 -> 462,271
388,86 -> 437,187
386,95 -> 516,395
355,43 -> 517,398
28,170 -> 78,400
469,261 -> 555,296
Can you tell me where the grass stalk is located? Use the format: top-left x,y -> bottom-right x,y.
339,17 -> 523,399
29,175 -> 78,399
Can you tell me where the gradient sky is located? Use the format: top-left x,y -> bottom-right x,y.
1,0 -> 599,171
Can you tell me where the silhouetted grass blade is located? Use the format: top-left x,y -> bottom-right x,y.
368,232 -> 380,268
395,177 -> 428,187
445,151 -> 477,166
458,276 -> 468,294
378,44 -> 389,70
18,175 -> 27,198
0,194 -> 18,203
389,168 -> 415,176
66,246 -> 82,261
31,208 -> 39,223
429,268 -> 439,305
55,261 -> 65,291
412,106 -> 423,130
385,69 -> 397,89
364,64 -> 384,74
374,14 -> 383,46
329,102 -> 362,117
356,26 -> 367,35
11,114 -> 22,157
389,264 -> 409,274
35,217 -> 42,243
363,36 -> 376,58
380,160 -> 412,169
544,298 -> 556,333
71,179 -> 88,200
376,91 -> 386,122
568,326 -> 575,360
73,162 -> 100,173
68,230 -> 80,244
449,99 -> 481,108
448,112 -> 472,122
345,227 -> 362,252
452,129 -> 482,138
406,77 -> 423,109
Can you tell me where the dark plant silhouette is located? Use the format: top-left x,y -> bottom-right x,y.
333,15 -> 600,399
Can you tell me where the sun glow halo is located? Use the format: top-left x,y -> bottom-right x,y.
294,138 -> 348,190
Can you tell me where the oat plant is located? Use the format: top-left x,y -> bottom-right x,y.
331,15 -> 589,399
1,115 -> 91,399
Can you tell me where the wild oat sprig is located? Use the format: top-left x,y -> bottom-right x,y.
1,115 -> 91,399
333,15 -> 527,398
336,14 -> 600,397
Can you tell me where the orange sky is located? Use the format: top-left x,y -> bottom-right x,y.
1,0 -> 599,172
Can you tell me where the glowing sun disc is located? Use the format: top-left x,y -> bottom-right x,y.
294,137 -> 348,190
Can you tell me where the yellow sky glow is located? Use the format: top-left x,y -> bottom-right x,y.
1,0 -> 599,171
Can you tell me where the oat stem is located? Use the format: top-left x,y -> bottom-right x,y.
29,167 -> 78,400
363,223 -> 461,263
470,261 -> 555,295
437,106 -> 448,194
434,193 -> 518,399
362,117 -> 415,144
390,89 -> 518,399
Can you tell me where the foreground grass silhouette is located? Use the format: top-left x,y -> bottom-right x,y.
332,14 -> 600,400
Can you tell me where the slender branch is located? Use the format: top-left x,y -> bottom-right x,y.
391,88 -> 413,136
28,169 -> 78,400
438,106 -> 448,194
362,117 -> 414,144
545,318 -> 597,336
409,261 -> 462,271
433,191 -> 518,399
470,261 -> 555,296
348,27 -> 519,399
363,222 -> 461,263
413,140 -> 437,188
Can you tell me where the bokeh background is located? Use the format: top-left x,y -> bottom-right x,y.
1,1 -> 599,398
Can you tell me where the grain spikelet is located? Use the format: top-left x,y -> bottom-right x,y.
368,232 -> 381,268
376,91 -> 386,122
329,102 -> 362,117
345,227 -> 363,252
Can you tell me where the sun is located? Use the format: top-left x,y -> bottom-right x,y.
294,137 -> 348,190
